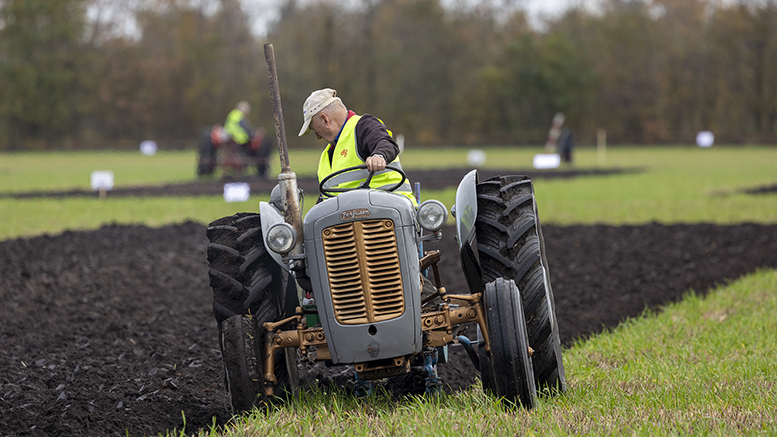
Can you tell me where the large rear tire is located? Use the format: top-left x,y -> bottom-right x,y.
483,278 -> 536,409
207,213 -> 299,413
197,127 -> 216,176
476,175 -> 566,395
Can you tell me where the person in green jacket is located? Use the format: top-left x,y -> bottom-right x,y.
224,101 -> 273,179
298,88 -> 414,204
224,101 -> 253,146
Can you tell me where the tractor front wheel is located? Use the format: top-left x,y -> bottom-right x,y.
220,314 -> 264,413
476,175 -> 566,395
477,324 -> 496,396
483,278 -> 537,409
207,213 -> 299,413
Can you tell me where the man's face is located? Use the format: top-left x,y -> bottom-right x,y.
310,113 -> 336,144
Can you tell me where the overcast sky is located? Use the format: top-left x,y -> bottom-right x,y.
241,0 -> 588,36
523,0 -> 582,22
88,0 -> 591,40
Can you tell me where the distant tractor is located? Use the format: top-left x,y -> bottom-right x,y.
197,125 -> 272,179
205,45 -> 566,414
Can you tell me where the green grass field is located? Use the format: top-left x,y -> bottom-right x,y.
2,145 -> 776,436
1,146 -> 776,239
185,269 -> 777,437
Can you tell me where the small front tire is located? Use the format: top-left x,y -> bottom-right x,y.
207,213 -> 299,413
476,175 -> 566,395
483,278 -> 537,409
220,314 -> 265,413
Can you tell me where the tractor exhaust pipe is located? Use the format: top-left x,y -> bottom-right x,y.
264,43 -> 304,267
264,43 -> 291,174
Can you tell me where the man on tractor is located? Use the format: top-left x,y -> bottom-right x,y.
298,88 -> 415,205
223,101 -> 273,179
224,101 -> 254,148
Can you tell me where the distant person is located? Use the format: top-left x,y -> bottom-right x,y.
224,101 -> 273,179
224,101 -> 253,147
298,88 -> 415,205
558,127 -> 575,164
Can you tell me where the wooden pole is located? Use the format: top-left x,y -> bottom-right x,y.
597,129 -> 607,167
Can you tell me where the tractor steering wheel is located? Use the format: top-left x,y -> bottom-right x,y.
319,164 -> 407,198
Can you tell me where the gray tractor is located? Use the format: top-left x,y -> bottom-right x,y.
205,45 -> 565,414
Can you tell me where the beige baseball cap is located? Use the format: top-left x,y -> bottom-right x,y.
298,88 -> 340,136
236,100 -> 251,114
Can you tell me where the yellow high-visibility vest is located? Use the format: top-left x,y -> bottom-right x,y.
224,109 -> 249,144
317,115 -> 415,205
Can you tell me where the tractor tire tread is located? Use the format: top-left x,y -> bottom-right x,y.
476,175 -> 566,394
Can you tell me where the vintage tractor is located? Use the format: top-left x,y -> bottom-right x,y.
197,124 -> 272,179
205,45 -> 565,414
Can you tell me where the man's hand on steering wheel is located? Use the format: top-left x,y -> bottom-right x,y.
318,163 -> 407,198
365,154 -> 386,172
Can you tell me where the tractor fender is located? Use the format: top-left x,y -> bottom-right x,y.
259,201 -> 291,272
453,169 -> 483,294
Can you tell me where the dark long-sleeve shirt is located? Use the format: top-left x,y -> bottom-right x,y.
326,113 -> 399,165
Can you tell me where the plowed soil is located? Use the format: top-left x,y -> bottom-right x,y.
1,167 -> 639,199
2,169 -> 776,436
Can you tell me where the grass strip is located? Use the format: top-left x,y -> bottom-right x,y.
2,146 -> 777,240
180,269 -> 776,437
0,196 -> 269,240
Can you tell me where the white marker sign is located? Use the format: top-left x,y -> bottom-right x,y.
90,171 -> 114,191
467,149 -> 486,167
696,131 -> 714,148
140,140 -> 158,156
223,182 -> 250,202
533,153 -> 561,169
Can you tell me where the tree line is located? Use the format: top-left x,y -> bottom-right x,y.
1,0 -> 776,150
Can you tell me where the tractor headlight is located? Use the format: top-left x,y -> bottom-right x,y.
266,223 -> 297,254
416,200 -> 448,232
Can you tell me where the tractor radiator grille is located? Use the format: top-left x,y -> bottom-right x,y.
322,219 -> 405,325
